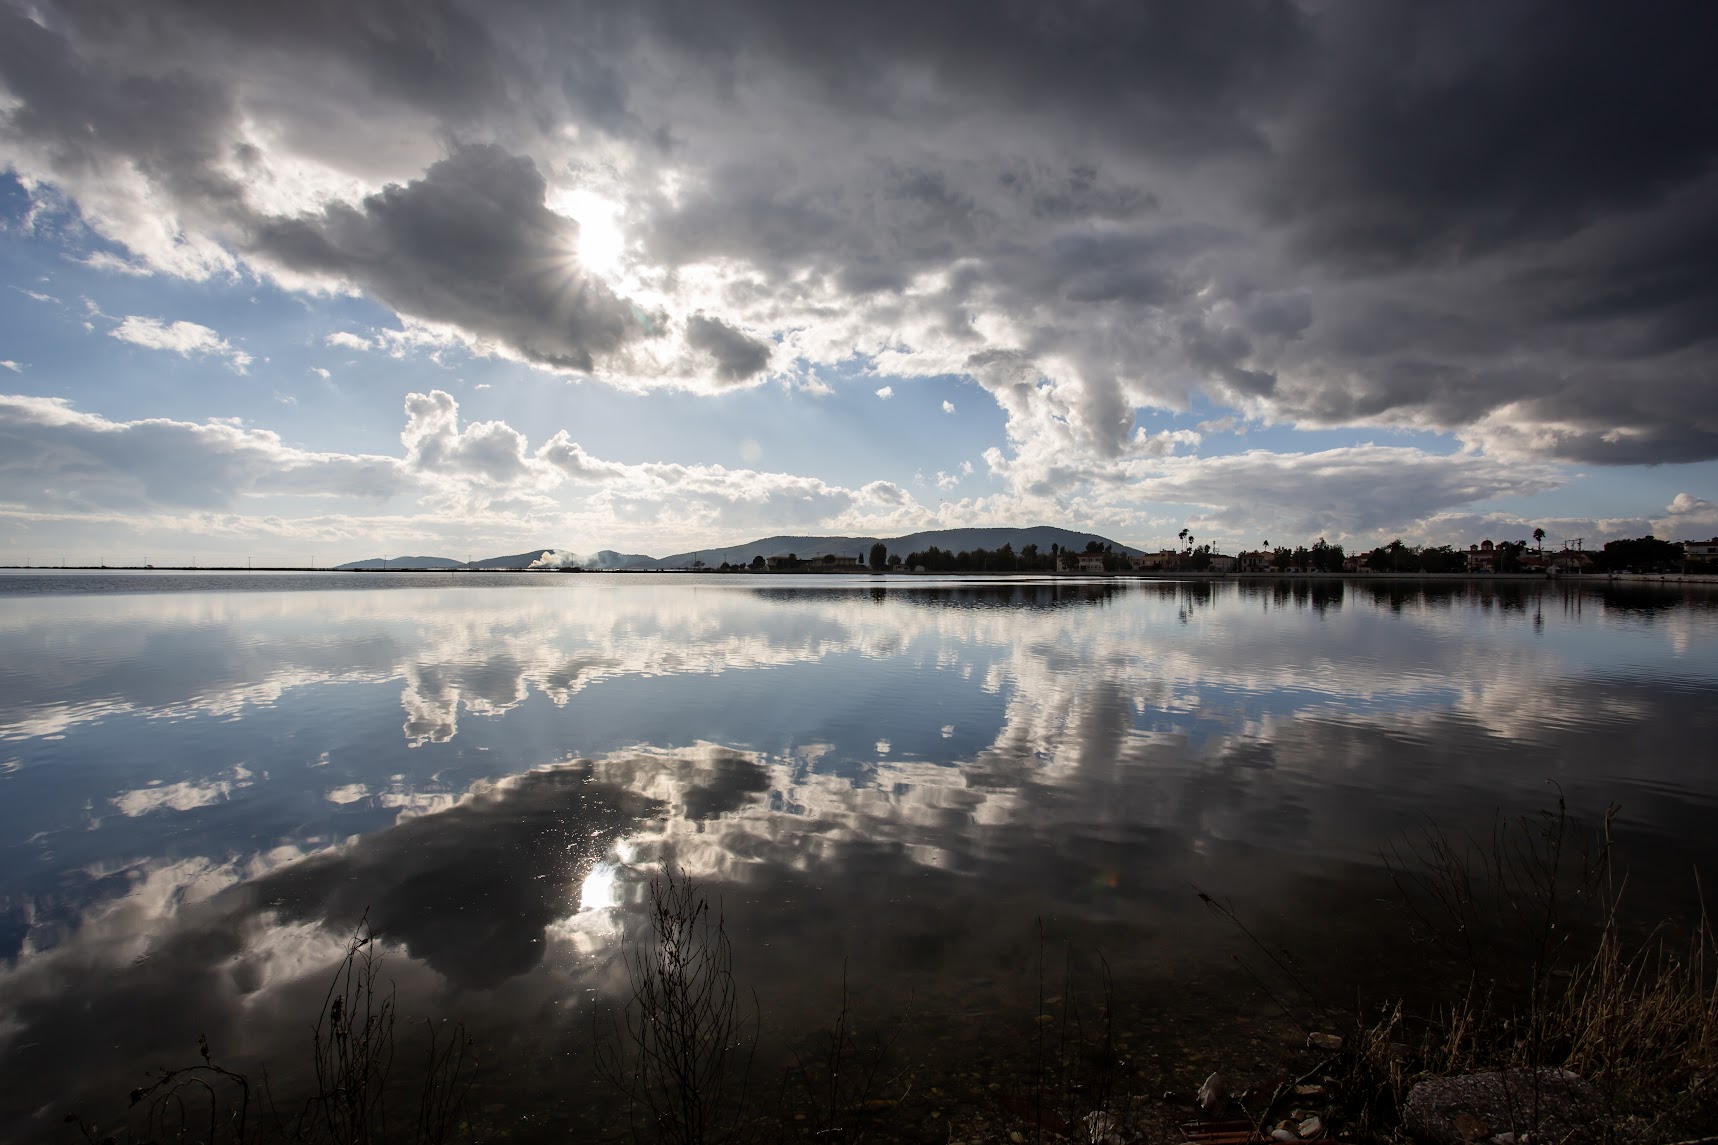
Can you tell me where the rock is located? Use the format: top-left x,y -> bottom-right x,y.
1272,1131 -> 1299,1143
1084,1111 -> 1124,1145
1297,1115 -> 1324,1138
1199,1071 -> 1225,1113
1403,1069 -> 1601,1145
1306,1032 -> 1344,1052
1452,1113 -> 1490,1142
1293,1084 -> 1328,1098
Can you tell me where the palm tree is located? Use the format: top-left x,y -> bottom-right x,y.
1533,527 -> 1546,553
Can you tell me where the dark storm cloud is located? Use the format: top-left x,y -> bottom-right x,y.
624,0 -> 1718,460
4,0 -> 1717,460
0,4 -> 243,216
684,313 -> 771,382
639,0 -> 1308,156
0,4 -> 664,372
247,145 -> 662,372
1270,5 -> 1718,268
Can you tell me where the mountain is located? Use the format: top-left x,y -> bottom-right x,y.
652,534 -> 880,568
650,526 -> 1142,568
468,549 -> 554,569
334,528 -> 1140,572
528,549 -> 657,570
334,555 -> 465,570
334,548 -> 656,571
583,549 -> 657,570
884,526 -> 1144,559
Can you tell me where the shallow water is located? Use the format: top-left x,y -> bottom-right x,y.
2,572 -> 1716,1138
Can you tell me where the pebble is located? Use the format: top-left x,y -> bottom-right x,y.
1306,1032 -> 1343,1052
1085,1111 -> 1124,1145
1198,1071 -> 1225,1111
1298,1115 -> 1324,1138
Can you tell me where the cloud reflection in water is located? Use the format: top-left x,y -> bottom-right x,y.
1,576 -> 1717,1135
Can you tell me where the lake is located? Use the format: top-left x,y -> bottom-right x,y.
2,572 -> 1716,1140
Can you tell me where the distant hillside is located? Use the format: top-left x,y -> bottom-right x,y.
335,548 -> 655,571
335,528 -> 1140,572
651,526 -> 1141,568
334,555 -> 465,570
885,526 -> 1143,559
652,535 -> 881,568
469,549 -> 554,569
528,549 -> 657,570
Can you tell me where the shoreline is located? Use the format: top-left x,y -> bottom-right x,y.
5,565 -> 1718,587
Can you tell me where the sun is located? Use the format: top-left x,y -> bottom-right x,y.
549,188 -> 626,277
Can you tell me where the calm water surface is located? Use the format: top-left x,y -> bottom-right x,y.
2,572 -> 1716,1137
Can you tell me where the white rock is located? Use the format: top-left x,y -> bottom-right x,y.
1084,1111 -> 1125,1145
1298,1115 -> 1324,1138
1198,1071 -> 1225,1112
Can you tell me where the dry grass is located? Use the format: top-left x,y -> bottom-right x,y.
1343,800 -> 1718,1142
63,922 -> 476,1145
594,867 -> 757,1145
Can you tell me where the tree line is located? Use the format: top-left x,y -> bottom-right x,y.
702,532 -> 1702,575
711,540 -> 1127,573
895,540 -> 1126,573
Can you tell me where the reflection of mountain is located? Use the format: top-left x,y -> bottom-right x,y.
749,581 -> 1128,611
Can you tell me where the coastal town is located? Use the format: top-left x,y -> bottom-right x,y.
712,533 -> 1718,577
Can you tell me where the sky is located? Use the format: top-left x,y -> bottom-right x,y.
1,0 -> 1716,565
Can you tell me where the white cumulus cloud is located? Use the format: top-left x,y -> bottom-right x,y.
110,316 -> 253,373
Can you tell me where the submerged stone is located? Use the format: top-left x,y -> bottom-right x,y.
1403,1069 -> 1600,1145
